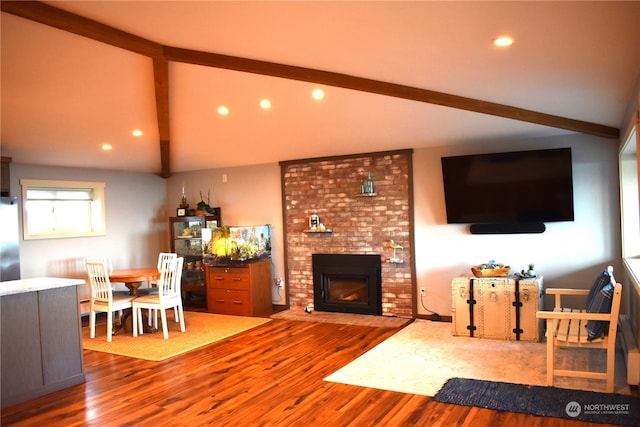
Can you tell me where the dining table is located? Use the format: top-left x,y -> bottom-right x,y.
109,267 -> 159,334
109,267 -> 159,296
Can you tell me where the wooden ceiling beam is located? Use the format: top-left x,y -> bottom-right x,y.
1,1 -> 163,57
2,1 -> 620,179
164,47 -> 619,140
1,1 -> 172,176
153,58 -> 171,178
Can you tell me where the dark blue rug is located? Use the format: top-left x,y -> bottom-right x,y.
434,377 -> 640,426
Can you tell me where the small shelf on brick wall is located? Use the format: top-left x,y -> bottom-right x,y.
303,229 -> 333,234
354,192 -> 377,197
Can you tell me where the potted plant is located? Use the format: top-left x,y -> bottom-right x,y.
196,190 -> 216,215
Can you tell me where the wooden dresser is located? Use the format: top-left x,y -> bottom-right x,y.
205,259 -> 272,317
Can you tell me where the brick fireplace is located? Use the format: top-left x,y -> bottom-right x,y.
280,149 -> 414,318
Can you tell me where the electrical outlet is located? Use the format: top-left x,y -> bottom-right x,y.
420,288 -> 425,295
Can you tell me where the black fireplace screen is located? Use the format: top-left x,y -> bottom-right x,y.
312,254 -> 382,315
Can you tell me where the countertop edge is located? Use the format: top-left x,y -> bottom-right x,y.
0,277 -> 86,297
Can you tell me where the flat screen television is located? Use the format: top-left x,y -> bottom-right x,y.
441,148 -> 574,225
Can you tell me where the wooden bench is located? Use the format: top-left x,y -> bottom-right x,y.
536,266 -> 622,392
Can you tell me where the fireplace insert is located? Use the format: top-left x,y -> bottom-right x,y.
312,253 -> 382,315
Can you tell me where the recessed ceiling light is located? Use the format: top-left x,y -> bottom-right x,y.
218,106 -> 229,116
132,129 -> 143,137
493,36 -> 513,47
312,89 -> 325,100
260,99 -> 272,109
102,144 -> 112,151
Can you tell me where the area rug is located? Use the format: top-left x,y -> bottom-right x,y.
324,319 -> 630,396
82,311 -> 271,361
271,308 -> 410,328
434,377 -> 640,426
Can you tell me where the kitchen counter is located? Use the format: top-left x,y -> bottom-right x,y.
1,277 -> 86,408
0,276 -> 85,296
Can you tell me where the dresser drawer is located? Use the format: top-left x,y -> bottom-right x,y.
206,267 -> 250,291
207,289 -> 251,316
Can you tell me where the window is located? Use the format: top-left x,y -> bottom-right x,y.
620,121 -> 639,258
619,112 -> 640,288
620,116 -> 639,257
21,179 -> 106,240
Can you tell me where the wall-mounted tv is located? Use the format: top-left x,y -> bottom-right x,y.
441,148 -> 574,227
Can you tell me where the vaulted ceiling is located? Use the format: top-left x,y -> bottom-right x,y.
1,1 -> 639,176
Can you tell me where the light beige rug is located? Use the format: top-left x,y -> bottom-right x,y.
271,308 -> 410,328
83,311 -> 271,361
324,319 -> 630,396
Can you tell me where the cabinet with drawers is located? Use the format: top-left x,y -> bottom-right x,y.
205,259 -> 272,317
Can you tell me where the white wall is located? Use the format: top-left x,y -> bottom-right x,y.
165,133 -> 622,314
8,132 -> 620,317
11,164 -> 168,283
165,163 -> 286,304
413,133 -> 621,316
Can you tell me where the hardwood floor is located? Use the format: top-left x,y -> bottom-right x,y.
1,318 -> 620,426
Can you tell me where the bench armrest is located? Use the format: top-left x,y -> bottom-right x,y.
545,288 -> 589,296
545,288 -> 589,310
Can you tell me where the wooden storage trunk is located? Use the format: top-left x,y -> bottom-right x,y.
451,275 -> 543,341
510,276 -> 544,342
451,276 -> 475,337
476,277 -> 513,339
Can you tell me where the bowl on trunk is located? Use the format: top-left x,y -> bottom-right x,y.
471,266 -> 510,278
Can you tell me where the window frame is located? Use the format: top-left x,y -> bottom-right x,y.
20,179 -> 106,240
620,112 -> 640,292
620,116 -> 639,259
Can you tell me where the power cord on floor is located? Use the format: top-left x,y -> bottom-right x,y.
420,293 -> 442,321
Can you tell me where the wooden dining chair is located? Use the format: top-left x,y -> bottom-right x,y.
145,252 -> 176,289
85,255 -> 129,320
144,252 -> 178,325
132,257 -> 186,339
536,266 -> 622,392
157,252 -> 177,274
85,261 -> 136,342
85,256 -> 113,275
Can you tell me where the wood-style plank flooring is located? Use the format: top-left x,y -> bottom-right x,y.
1,317 -> 621,426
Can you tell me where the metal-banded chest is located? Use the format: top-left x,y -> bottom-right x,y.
451,275 -> 543,341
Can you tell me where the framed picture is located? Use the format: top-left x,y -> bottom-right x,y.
177,208 -> 186,217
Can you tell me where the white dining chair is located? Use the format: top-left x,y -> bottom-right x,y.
157,252 -> 177,274
133,257 -> 186,339
85,261 -> 135,342
85,256 -> 113,275
85,255 -> 128,322
145,252 -> 176,289
145,252 -> 178,325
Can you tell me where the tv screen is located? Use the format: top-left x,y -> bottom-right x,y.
441,148 -> 574,224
